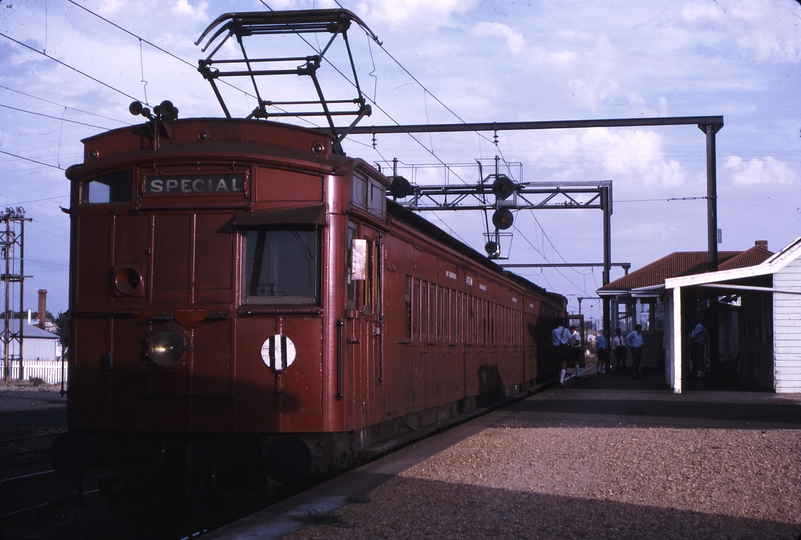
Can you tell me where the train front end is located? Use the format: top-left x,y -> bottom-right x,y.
51,114 -> 357,491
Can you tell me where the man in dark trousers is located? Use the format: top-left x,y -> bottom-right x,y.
690,319 -> 708,378
626,324 -> 644,379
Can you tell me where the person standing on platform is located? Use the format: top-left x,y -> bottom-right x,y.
552,321 -> 572,387
569,326 -> 582,379
612,328 -> 627,374
689,319 -> 708,379
596,329 -> 609,374
626,324 -> 644,379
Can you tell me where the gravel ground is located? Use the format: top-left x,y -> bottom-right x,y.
284,382 -> 801,540
0,379 -> 66,412
0,379 -> 66,431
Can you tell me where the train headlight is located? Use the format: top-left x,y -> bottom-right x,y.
147,327 -> 187,369
114,266 -> 143,295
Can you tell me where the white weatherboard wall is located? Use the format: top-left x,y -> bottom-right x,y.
774,256 -> 801,393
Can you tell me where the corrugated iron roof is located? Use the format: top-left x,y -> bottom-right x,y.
719,245 -> 774,270
0,320 -> 60,339
599,244 -> 774,293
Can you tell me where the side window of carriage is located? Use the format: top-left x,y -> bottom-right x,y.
352,169 -> 386,220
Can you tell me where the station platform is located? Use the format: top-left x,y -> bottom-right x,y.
204,367 -> 801,540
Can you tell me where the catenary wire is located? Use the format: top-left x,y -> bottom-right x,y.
0,103 -> 110,130
0,85 -> 128,124
0,150 -> 63,171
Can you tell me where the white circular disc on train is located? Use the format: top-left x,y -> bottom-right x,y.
260,334 -> 296,371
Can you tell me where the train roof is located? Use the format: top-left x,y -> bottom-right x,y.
386,200 -> 564,306
66,118 -> 347,179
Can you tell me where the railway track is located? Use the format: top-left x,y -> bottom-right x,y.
0,469 -> 98,520
0,427 -> 102,537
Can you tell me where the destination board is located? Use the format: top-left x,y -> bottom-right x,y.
145,174 -> 245,194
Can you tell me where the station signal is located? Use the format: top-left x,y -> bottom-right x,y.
491,207 -> 514,230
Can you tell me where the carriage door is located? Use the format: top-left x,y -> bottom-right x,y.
346,221 -> 384,430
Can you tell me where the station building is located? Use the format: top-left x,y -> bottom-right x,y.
597,240 -> 793,391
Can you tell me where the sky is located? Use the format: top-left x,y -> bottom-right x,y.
1,0 -> 800,326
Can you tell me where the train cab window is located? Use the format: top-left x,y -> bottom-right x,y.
242,228 -> 319,305
81,170 -> 133,204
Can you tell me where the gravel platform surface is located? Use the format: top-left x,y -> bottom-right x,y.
282,373 -> 801,540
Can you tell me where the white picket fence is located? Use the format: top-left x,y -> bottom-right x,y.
0,359 -> 67,385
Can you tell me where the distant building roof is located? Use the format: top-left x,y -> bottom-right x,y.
0,320 -> 60,340
598,241 -> 774,296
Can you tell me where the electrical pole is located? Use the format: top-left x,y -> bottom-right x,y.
2,208 -> 32,381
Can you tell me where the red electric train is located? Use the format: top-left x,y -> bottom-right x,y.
50,8 -> 567,524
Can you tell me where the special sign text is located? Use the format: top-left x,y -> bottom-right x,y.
145,174 -> 245,195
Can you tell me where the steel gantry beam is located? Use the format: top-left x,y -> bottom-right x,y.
346,115 -> 724,135
400,180 -> 611,213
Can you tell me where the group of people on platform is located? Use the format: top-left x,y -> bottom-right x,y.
552,323 -> 644,387
553,319 -> 709,386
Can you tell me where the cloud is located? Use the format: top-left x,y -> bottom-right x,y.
520,128 -> 687,190
470,22 -> 525,55
681,0 -> 801,64
724,156 -> 799,185
170,0 -> 210,23
97,0 -> 207,20
354,0 -> 480,30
